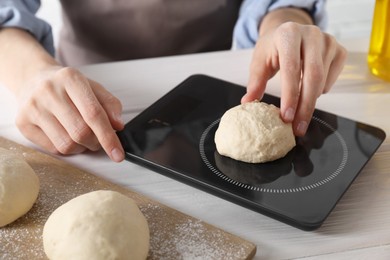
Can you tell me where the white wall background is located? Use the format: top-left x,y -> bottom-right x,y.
327,0 -> 374,40
36,0 -> 375,52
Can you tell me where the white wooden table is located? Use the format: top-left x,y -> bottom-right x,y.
1,48 -> 390,259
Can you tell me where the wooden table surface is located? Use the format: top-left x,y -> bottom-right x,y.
1,48 -> 390,259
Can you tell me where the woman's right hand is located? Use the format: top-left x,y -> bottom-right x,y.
15,66 -> 125,162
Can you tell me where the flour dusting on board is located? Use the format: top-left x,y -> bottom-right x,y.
0,138 -> 256,260
0,160 -> 89,260
143,203 -> 252,259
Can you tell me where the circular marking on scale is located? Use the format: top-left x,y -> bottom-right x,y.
199,117 -> 349,193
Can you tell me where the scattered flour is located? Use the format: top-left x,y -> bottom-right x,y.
1,146 -> 254,260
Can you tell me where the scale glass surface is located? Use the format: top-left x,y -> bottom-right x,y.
118,74 -> 386,230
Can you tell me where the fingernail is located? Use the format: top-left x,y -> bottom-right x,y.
284,107 -> 295,122
241,93 -> 249,103
115,113 -> 124,125
111,147 -> 124,162
241,92 -> 263,103
297,121 -> 308,135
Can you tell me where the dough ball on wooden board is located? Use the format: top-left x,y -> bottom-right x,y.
215,101 -> 296,163
0,147 -> 40,227
43,190 -> 150,260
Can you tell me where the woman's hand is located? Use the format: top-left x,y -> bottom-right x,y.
15,66 -> 125,162
242,10 -> 347,136
0,28 -> 125,162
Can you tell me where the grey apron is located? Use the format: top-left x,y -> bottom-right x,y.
57,0 -> 242,66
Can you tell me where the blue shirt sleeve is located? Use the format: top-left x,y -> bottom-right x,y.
233,0 -> 328,49
0,0 -> 54,56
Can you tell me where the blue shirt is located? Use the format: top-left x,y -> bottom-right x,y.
0,0 -> 327,57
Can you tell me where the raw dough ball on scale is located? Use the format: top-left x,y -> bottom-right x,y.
0,148 -> 40,227
43,190 -> 150,260
215,101 -> 296,163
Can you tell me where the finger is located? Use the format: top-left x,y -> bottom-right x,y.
32,75 -> 101,152
16,97 -> 87,154
18,124 -> 58,154
62,68 -> 124,162
293,87 -> 316,137
35,111 -> 86,154
242,65 -> 269,103
323,42 -> 347,93
242,39 -> 278,103
47,92 -> 101,152
276,23 -> 303,123
39,113 -> 86,154
90,79 -> 124,130
57,103 -> 101,152
293,31 -> 325,136
293,33 -> 347,136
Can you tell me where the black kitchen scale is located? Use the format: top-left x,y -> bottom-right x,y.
118,74 -> 386,230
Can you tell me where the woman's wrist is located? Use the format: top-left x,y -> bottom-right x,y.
0,28 -> 59,95
259,7 -> 314,36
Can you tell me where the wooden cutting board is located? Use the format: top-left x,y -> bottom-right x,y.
0,137 -> 256,259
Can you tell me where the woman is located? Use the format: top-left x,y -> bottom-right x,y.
0,0 -> 346,162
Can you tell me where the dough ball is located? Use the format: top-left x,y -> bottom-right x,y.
215,101 -> 296,163
0,148 -> 40,227
43,190 -> 150,260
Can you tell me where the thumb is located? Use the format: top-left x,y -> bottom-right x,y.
241,64 -> 276,104
242,40 -> 279,104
